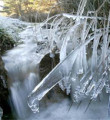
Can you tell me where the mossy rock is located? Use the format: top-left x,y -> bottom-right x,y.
0,27 -> 15,55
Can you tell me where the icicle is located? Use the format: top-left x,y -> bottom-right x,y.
59,29 -> 69,91
28,33 -> 99,112
73,50 -> 109,102
91,71 -> 107,100
58,79 -> 65,91
28,48 -> 78,112
60,39 -> 67,61
91,13 -> 99,74
77,49 -> 84,74
77,0 -> 87,16
59,19 -> 82,91
91,35 -> 100,73
73,71 -> 92,102
100,12 -> 110,66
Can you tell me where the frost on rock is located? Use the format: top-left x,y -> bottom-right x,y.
0,16 -> 30,41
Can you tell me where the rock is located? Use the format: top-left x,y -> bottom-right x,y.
0,107 -> 3,120
0,27 -> 15,119
39,53 -> 67,103
0,56 -> 12,119
40,53 -> 59,79
0,28 -> 15,55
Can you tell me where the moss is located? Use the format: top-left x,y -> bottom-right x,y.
0,27 -> 16,55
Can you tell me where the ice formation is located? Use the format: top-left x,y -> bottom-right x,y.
1,0 -> 110,118
27,0 -> 110,114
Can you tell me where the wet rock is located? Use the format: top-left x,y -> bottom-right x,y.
40,53 -> 59,79
0,28 -> 15,119
0,107 -> 3,120
0,56 -> 12,119
39,53 -> 67,103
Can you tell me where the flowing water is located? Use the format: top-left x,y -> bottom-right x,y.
2,36 -> 109,119
2,27 -> 47,118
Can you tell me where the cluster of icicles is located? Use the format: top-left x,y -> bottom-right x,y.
28,0 -> 110,114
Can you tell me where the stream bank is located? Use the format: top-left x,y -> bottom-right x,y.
0,27 -> 15,119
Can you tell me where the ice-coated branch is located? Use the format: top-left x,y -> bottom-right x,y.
27,32 -> 103,112
62,13 -> 107,20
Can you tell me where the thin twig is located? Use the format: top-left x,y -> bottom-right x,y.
84,99 -> 92,113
